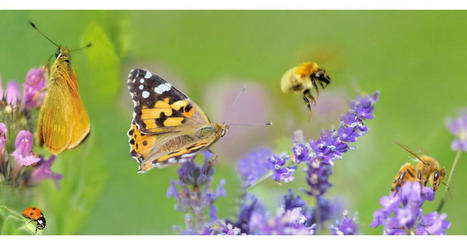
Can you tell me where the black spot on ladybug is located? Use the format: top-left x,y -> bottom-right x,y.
129,139 -> 135,145
30,212 -> 33,216
143,141 -> 147,146
128,129 -> 134,136
32,208 -> 36,210
130,150 -> 137,157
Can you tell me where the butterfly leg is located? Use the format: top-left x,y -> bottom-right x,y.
31,87 -> 48,103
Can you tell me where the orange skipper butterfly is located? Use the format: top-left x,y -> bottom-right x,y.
31,22 -> 91,155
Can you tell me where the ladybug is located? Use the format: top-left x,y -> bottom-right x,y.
22,207 -> 46,233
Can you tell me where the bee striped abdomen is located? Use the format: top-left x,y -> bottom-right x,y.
391,163 -> 416,192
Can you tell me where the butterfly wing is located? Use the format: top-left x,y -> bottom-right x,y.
128,69 -> 211,134
36,52 -> 90,155
66,70 -> 91,149
36,80 -> 73,155
127,68 -> 217,172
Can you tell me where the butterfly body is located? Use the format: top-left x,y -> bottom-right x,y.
127,69 -> 228,173
36,46 -> 90,155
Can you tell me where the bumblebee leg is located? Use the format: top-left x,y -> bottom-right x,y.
302,89 -> 315,110
311,79 -> 320,98
318,79 -> 329,89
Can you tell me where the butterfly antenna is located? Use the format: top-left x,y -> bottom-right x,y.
230,122 -> 272,127
393,140 -> 429,166
29,21 -> 59,47
227,87 -> 246,112
70,43 -> 92,52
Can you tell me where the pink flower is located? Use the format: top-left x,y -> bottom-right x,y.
5,81 -> 21,106
29,155 -> 63,189
22,67 -> 47,109
10,130 -> 40,166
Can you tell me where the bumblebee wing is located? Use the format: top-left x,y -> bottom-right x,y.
65,70 -> 91,149
36,82 -> 72,155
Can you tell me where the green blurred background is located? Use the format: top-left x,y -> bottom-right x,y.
0,11 -> 466,235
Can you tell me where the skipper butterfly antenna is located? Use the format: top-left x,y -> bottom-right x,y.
29,21 -> 59,47
70,43 -> 92,52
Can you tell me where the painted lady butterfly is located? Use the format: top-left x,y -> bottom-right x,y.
127,68 -> 229,173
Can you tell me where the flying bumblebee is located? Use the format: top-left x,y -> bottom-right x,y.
391,141 -> 446,193
280,62 -> 331,111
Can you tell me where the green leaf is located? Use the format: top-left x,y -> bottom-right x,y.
80,22 -> 121,104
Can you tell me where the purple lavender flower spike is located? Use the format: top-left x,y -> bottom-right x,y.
330,211 -> 359,235
283,189 -> 306,211
370,181 -> 450,235
249,207 -> 315,235
226,193 -> 264,234
269,153 -> 296,183
22,66 -> 47,109
446,110 -> 467,152
237,147 -> 272,187
216,222 -> 241,235
167,150 -> 226,234
28,155 -> 63,189
10,130 -> 40,166
5,81 -> 21,106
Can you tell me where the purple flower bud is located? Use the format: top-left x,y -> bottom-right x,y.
370,182 -> 450,235
22,67 -> 47,109
237,147 -> 272,187
5,81 -> 21,106
445,110 -> 467,152
330,211 -> 359,235
292,143 -> 310,162
29,155 -> 63,189
10,130 -> 40,166
268,153 -> 295,183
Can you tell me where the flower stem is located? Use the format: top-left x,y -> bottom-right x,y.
436,150 -> 462,213
246,160 -> 300,190
247,171 -> 273,190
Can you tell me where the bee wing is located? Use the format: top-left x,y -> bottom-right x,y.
393,140 -> 430,166
36,82 -> 73,155
65,71 -> 90,149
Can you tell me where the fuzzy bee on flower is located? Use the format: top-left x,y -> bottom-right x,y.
280,62 -> 331,112
391,141 -> 446,193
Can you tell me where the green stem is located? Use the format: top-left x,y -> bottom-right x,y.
437,151 -> 462,213
246,171 -> 273,190
246,160 -> 300,190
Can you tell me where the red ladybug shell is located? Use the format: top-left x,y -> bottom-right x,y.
22,207 -> 43,220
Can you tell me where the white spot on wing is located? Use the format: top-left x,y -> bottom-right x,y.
144,72 -> 152,79
154,83 -> 172,94
140,78 -> 145,83
139,85 -> 144,90
142,91 -> 150,98
182,153 -> 196,158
